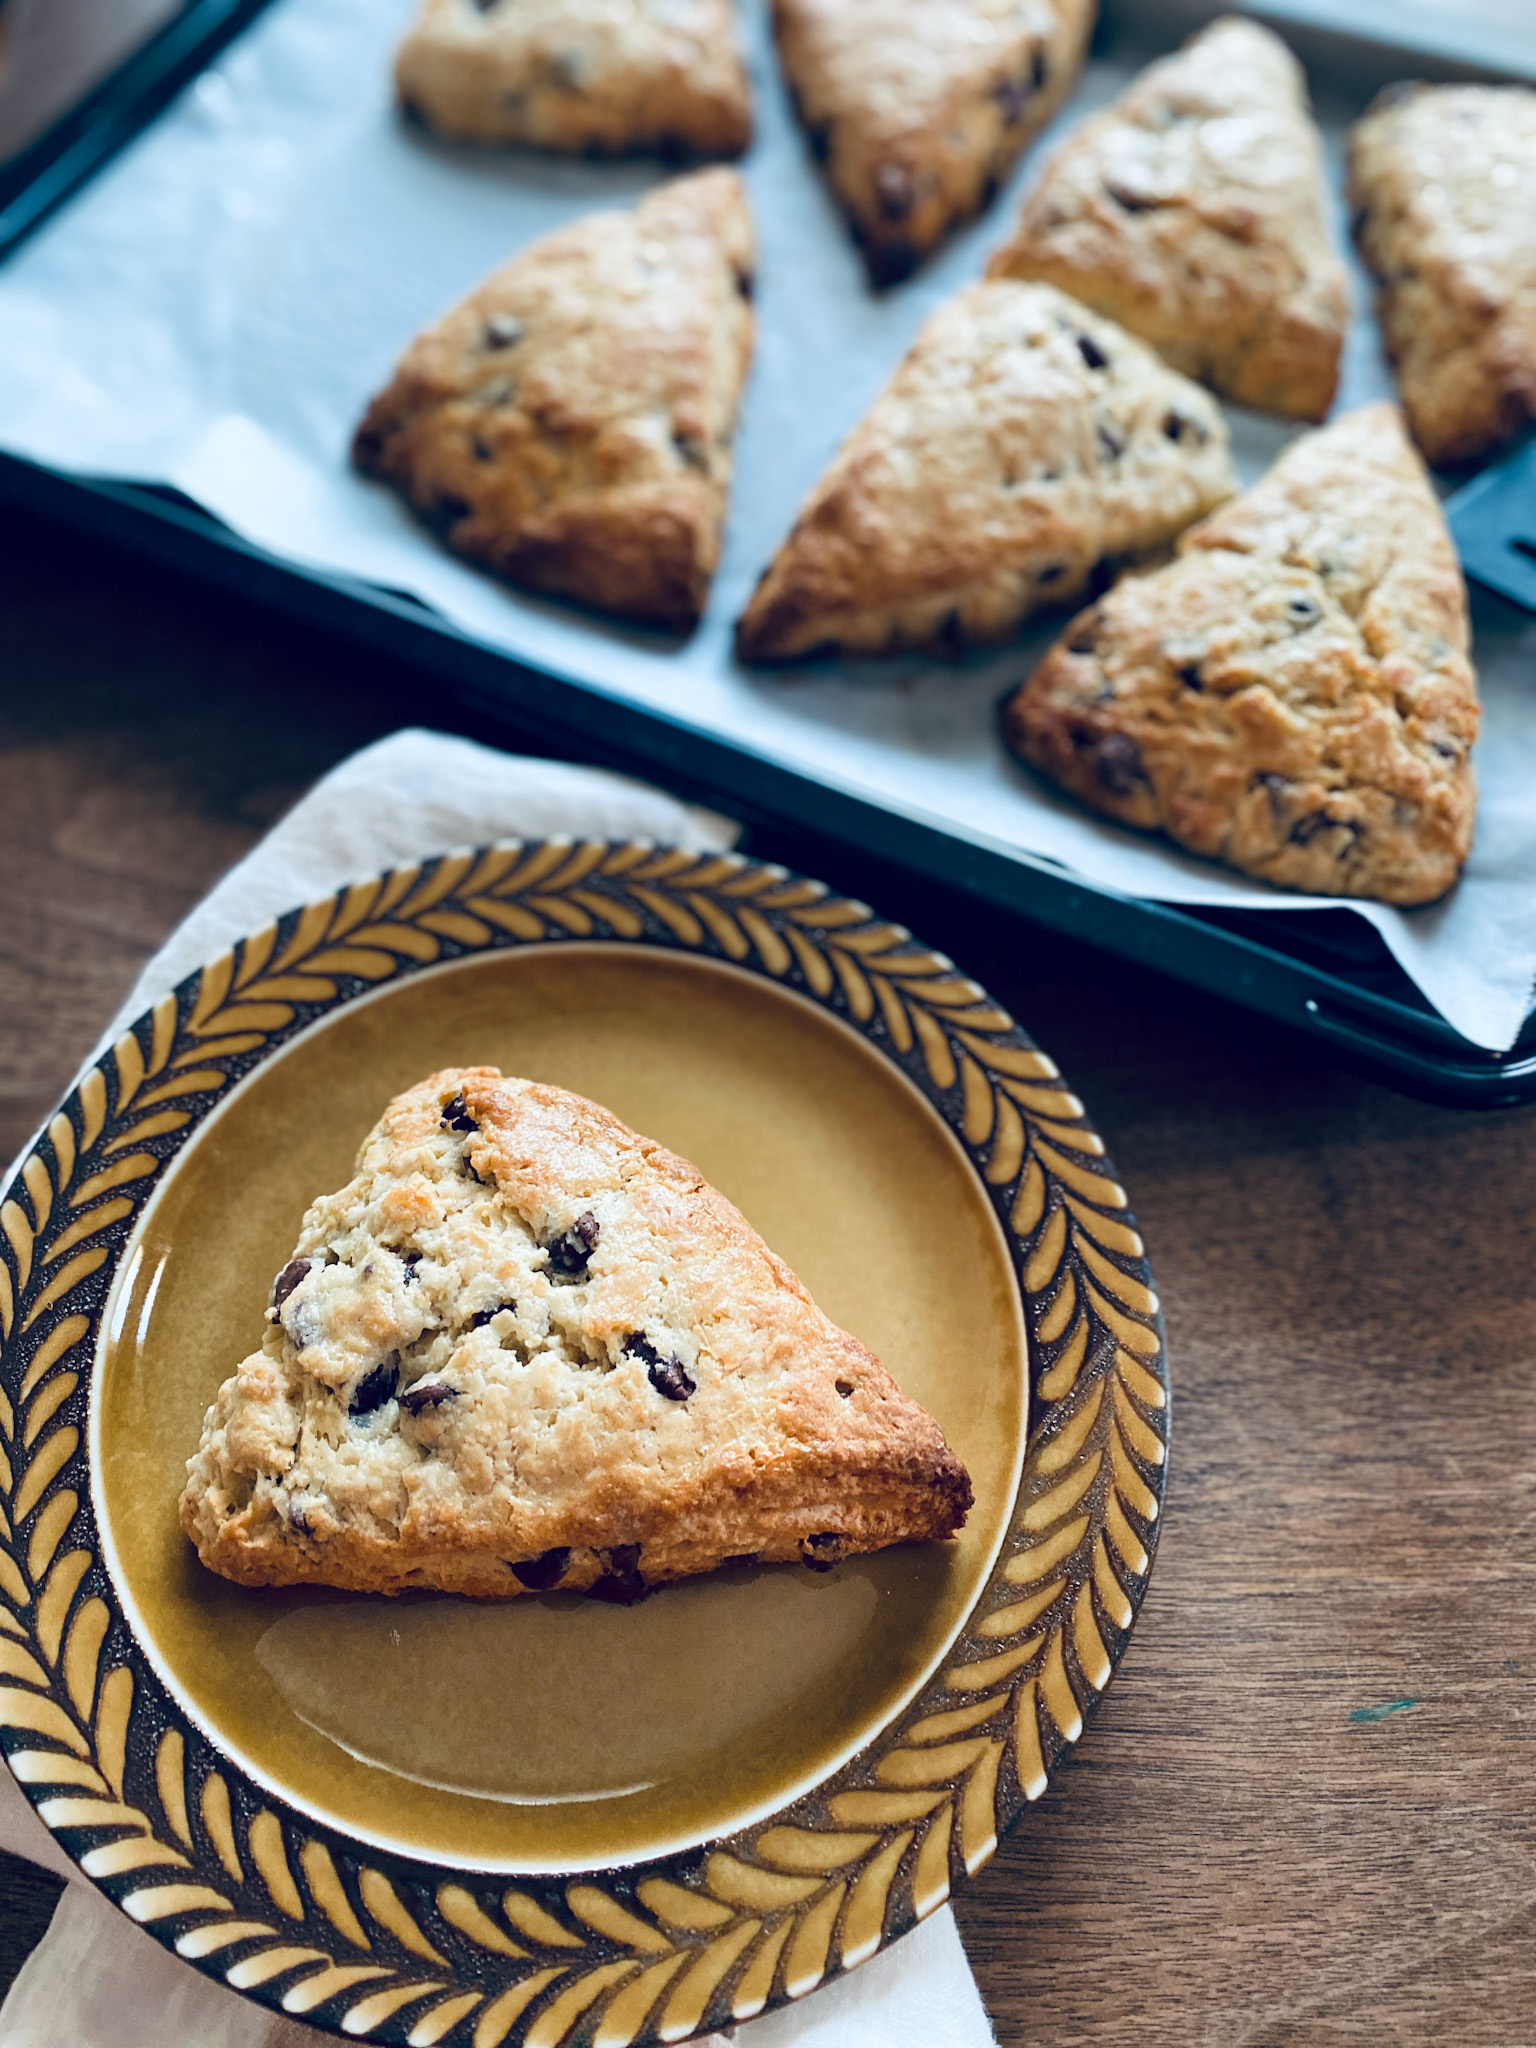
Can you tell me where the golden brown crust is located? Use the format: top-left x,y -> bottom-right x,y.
179,1067 -> 972,1600
353,169 -> 755,631
734,280 -> 1234,663
772,0 -> 1096,285
1349,82 -> 1536,468
394,0 -> 752,158
988,16 -> 1347,421
1001,404 -> 1479,905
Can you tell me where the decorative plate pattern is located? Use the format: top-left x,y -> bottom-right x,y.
0,842 -> 1168,2045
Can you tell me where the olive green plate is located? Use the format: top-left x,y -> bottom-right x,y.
0,843 -> 1168,2047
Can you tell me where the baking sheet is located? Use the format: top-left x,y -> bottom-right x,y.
0,0 -> 1532,1050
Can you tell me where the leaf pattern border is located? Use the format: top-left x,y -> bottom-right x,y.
0,841 -> 1169,2048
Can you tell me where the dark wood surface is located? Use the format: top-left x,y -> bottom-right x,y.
3,505 -> 1536,2044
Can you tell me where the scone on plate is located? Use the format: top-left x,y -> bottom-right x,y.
987,16 -> 1347,422
1349,82 -> 1536,468
1001,404 -> 1478,905
734,280 -> 1235,663
395,0 -> 752,159
353,169 -> 754,632
773,0 -> 1095,286
179,1068 -> 973,1600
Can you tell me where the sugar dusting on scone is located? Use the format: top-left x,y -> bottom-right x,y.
1001,404 -> 1479,905
772,0 -> 1095,285
179,1069 -> 973,1601
988,17 -> 1347,423
395,0 -> 752,160
1349,81 -> 1536,468
352,169 -> 755,632
735,280 -> 1235,663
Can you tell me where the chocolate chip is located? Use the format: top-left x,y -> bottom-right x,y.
473,436 -> 494,462
874,162 -> 914,220
1178,663 -> 1203,690
627,1334 -> 695,1401
441,1093 -> 478,1133
1031,47 -> 1048,90
1286,596 -> 1320,626
994,75 -> 1031,125
588,1544 -> 647,1605
485,312 -> 524,349
1077,333 -> 1108,371
1162,411 -> 1188,441
673,429 -> 708,470
801,1531 -> 846,1572
509,1547 -> 570,1590
469,1304 -> 513,1328
430,495 -> 470,533
402,1252 -> 423,1277
1094,732 -> 1148,797
351,1357 -> 399,1416
835,1379 -> 855,1397
547,1211 -> 599,1279
1291,811 -> 1358,847
288,1502 -> 313,1534
1096,424 -> 1124,462
735,267 -> 755,300
399,1381 -> 457,1415
272,1259 -> 311,1310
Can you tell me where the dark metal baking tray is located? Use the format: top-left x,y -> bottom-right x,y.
1,0 -> 1533,1108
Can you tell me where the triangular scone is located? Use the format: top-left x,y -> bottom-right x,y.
1001,406 -> 1478,905
988,17 -> 1347,422
773,0 -> 1095,285
734,281 -> 1234,663
180,1069 -> 973,1600
353,169 -> 754,631
1350,84 -> 1536,468
395,0 -> 751,159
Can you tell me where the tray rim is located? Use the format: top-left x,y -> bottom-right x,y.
0,841 -> 1169,2046
1,0 -> 1534,1106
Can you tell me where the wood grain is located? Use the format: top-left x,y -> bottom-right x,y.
3,496 -> 1535,2043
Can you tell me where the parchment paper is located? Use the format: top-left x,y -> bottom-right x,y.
0,0 -> 1532,1048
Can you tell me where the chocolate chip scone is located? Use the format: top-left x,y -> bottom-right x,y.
734,280 -> 1234,663
987,17 -> 1347,421
1001,405 -> 1478,905
1349,82 -> 1536,468
395,0 -> 751,158
353,169 -> 754,632
179,1069 -> 973,1600
773,0 -> 1095,286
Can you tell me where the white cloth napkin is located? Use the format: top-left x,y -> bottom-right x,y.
0,728 -> 995,2048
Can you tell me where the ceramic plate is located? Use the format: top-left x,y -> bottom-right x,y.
0,843 -> 1168,2046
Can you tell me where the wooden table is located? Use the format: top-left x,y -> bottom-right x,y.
3,492 -> 1535,2043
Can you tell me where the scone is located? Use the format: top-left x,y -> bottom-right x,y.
734,280 -> 1234,663
353,170 -> 754,632
773,0 -> 1095,285
179,1069 -> 973,1600
1001,405 -> 1478,905
395,0 -> 752,159
988,17 -> 1347,421
1349,82 -> 1536,468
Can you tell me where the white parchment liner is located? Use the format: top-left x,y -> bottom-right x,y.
0,0 -> 1533,1048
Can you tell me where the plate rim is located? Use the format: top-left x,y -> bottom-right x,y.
88,937 -> 1032,1875
0,839 -> 1170,2048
